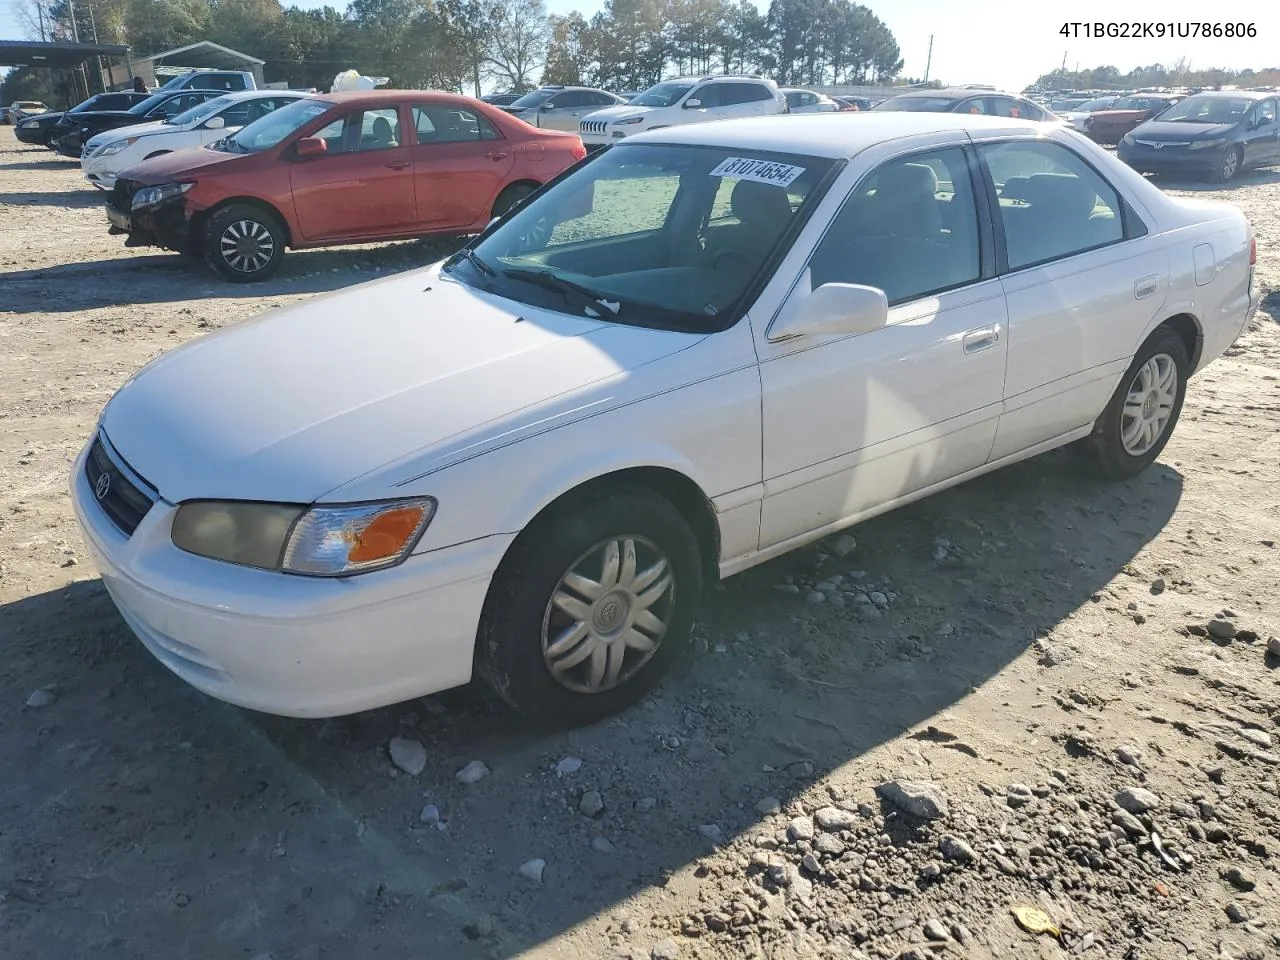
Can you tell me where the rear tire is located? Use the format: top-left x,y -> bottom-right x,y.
492,182 -> 537,218
1076,326 -> 1188,480
204,203 -> 286,283
475,485 -> 703,727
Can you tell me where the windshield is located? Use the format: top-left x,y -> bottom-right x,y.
128,92 -> 175,115
631,82 -> 694,107
449,143 -> 834,332
1073,97 -> 1116,112
871,96 -> 957,112
510,89 -> 555,109
166,94 -> 235,126
1156,96 -> 1252,123
224,98 -> 329,152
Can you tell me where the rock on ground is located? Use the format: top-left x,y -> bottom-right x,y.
875,779 -> 949,819
388,738 -> 427,776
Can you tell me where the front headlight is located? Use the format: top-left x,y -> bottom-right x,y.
614,116 -> 645,126
1188,137 -> 1227,150
99,137 -> 139,158
20,119 -> 39,129
172,497 -> 436,576
132,181 -> 195,210
1120,133 -> 1135,145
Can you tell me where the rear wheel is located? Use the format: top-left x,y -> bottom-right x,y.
204,204 -> 286,282
475,485 -> 703,726
1076,326 -> 1188,480
492,182 -> 537,218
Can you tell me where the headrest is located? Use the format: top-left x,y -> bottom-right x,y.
730,179 -> 793,230
1021,172 -> 1098,221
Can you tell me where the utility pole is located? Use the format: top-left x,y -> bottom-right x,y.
66,0 -> 86,102
37,3 -> 47,42
923,34 -> 933,84
85,0 -> 103,92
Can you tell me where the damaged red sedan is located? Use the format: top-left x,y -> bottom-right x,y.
105,91 -> 587,281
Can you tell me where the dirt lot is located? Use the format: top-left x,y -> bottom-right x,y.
2,127 -> 1279,960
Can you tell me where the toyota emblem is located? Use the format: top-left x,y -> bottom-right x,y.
94,473 -> 111,500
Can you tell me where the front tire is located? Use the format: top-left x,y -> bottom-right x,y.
1078,326 -> 1188,480
475,485 -> 703,726
1211,146 -> 1242,184
204,204 -> 286,282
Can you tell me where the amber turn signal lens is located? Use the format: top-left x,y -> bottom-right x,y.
347,506 -> 428,563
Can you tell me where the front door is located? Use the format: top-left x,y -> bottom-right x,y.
1243,98 -> 1280,167
975,138 -> 1170,460
288,104 -> 418,241
409,102 -> 514,230
755,144 -> 1009,549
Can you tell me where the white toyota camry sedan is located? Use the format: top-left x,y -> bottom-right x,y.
71,113 -> 1259,726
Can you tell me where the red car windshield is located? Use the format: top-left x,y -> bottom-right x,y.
223,98 -> 330,153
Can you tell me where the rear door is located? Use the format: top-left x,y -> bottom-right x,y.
409,102 -> 514,230
288,103 -> 418,241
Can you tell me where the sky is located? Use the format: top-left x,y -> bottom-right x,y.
2,0 -> 1275,91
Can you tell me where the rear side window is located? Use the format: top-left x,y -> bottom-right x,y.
1254,100 -> 1278,126
809,147 -> 982,305
413,104 -> 500,143
980,141 -> 1127,271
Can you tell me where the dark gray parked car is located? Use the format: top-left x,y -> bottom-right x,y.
1118,91 -> 1280,183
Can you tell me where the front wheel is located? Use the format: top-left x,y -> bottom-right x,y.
204,204 -> 286,282
475,485 -> 703,726
1077,327 -> 1189,480
1212,146 -> 1242,184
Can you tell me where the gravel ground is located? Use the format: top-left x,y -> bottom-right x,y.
2,127 -> 1279,960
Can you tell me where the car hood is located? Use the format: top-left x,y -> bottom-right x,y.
582,104 -> 656,123
1129,120 -> 1235,140
90,119 -> 169,145
27,111 -> 64,125
100,266 -> 698,504
119,144 -> 246,183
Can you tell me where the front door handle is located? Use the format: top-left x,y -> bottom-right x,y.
962,325 -> 1000,354
487,150 -> 510,161
385,159 -> 410,169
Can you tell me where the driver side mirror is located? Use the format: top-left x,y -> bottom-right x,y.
684,98 -> 703,109
295,136 -> 326,159
769,279 -> 889,341
204,115 -> 225,130
541,102 -> 555,111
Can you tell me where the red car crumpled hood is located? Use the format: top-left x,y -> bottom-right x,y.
117,144 -> 251,185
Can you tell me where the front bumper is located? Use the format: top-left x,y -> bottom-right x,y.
1117,143 -> 1224,174
71,435 -> 511,718
105,186 -> 194,251
15,124 -> 47,144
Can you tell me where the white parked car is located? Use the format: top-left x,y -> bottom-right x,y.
782,88 -> 840,113
578,75 -> 785,149
9,100 -> 49,124
81,91 -> 306,189
71,113 -> 1258,725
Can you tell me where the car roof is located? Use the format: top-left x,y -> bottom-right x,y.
631,112 -> 1051,158
1181,90 -> 1269,100
896,88 -> 1026,99
211,90 -> 307,101
309,90 -> 488,107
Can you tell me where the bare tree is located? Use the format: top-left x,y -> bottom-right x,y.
486,0 -> 551,93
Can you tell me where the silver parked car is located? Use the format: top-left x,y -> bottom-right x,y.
781,88 -> 840,114
500,86 -> 629,132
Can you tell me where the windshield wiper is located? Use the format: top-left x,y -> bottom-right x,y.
502,267 -> 621,317
443,248 -> 496,289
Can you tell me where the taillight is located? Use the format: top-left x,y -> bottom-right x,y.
571,139 -> 586,161
1250,234 -> 1257,266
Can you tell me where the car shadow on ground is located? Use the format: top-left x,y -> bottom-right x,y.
0,237 -> 468,308
1148,168 -> 1280,190
0,157 -> 82,171
0,449 -> 1185,958
0,189 -> 110,209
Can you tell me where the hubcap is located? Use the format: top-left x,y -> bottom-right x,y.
1120,353 -> 1177,456
1223,151 -> 1238,179
220,219 -> 275,273
541,536 -> 675,694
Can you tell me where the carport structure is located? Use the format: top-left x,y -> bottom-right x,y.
133,41 -> 265,88
0,39 -> 134,92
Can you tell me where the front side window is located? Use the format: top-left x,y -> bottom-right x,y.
690,84 -> 722,107
448,144 -> 834,331
413,104 -> 499,143
980,141 -> 1125,271
809,147 -> 981,305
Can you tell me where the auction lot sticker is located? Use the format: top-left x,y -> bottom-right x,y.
710,157 -> 807,187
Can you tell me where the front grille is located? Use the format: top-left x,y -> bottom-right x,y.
84,432 -> 156,537
580,119 -> 609,135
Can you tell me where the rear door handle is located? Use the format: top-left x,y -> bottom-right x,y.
962,325 -> 1000,354
385,159 -> 410,170
487,150 -> 510,161
1134,275 -> 1159,299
